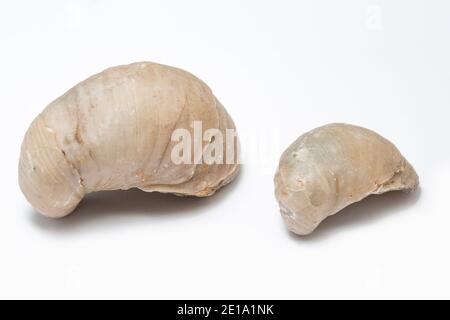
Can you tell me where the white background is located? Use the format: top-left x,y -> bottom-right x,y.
1,0 -> 449,299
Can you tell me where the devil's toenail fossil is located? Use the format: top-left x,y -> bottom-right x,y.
274,123 -> 419,236
19,62 -> 240,218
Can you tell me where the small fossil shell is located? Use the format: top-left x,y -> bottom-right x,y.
19,62 -> 240,218
274,123 -> 419,236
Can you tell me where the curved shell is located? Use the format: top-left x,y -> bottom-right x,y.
19,62 -> 240,218
274,123 -> 419,236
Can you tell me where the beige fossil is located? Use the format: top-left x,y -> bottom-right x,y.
19,62 -> 240,218
274,123 -> 419,236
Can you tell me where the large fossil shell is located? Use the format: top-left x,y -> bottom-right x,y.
19,62 -> 240,218
274,123 -> 419,236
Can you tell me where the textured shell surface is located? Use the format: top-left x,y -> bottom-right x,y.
19,62 -> 240,218
274,123 -> 419,236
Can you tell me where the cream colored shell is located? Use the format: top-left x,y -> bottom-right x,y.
19,62 -> 240,218
274,123 -> 419,236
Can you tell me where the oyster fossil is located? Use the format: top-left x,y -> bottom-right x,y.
19,62 -> 240,218
274,123 -> 419,236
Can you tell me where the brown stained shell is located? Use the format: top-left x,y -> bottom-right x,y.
19,62 -> 240,218
274,123 -> 419,236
